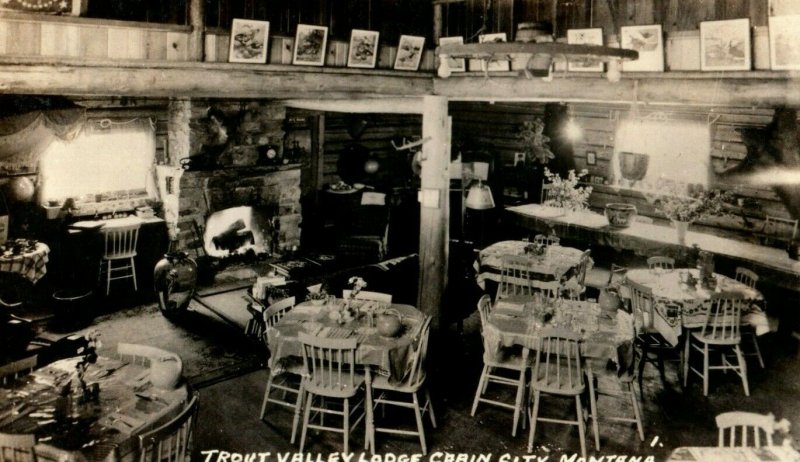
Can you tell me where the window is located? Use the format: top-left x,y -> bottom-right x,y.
39,122 -> 157,208
612,117 -> 711,190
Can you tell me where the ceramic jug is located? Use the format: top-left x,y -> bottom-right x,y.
376,309 -> 403,337
150,354 -> 183,389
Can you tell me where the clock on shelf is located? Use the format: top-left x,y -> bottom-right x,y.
259,145 -> 281,165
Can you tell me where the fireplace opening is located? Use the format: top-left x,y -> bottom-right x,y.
203,206 -> 275,258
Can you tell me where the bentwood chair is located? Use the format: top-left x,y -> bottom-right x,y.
138,394 -> 199,462
259,296 -> 303,444
371,316 -> 436,454
716,411 -> 777,448
0,355 -> 36,386
99,222 -> 141,296
0,433 -> 36,462
734,267 -> 765,368
646,256 -> 675,271
298,333 -> 367,453
527,328 -> 594,460
684,293 -> 750,396
472,295 -> 529,437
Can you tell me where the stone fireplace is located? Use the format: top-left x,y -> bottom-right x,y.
157,99 -> 302,256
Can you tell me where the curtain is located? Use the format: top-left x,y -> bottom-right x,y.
0,108 -> 86,173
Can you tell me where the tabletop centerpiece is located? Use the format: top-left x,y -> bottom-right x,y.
542,168 -> 593,212
653,183 -> 733,245
60,331 -> 102,417
306,288 -> 329,306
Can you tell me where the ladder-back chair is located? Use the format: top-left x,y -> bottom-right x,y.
684,293 -> 749,396
99,222 -> 141,296
138,394 -> 199,462
716,411 -> 776,448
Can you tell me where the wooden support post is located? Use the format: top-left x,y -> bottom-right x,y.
433,2 -> 443,45
188,0 -> 205,61
418,95 -> 450,330
310,113 -> 325,199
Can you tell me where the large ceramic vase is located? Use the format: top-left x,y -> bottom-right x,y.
153,252 -> 198,316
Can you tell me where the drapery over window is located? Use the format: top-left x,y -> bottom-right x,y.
0,108 -> 85,174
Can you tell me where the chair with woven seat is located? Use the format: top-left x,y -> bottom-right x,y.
0,433 -> 36,462
628,280 -> 680,400
471,295 -> 529,437
683,293 -> 750,396
298,332 -> 367,453
716,411 -> 778,448
646,256 -> 674,271
371,316 -> 436,454
99,222 -> 141,296
341,290 -> 392,304
0,355 -> 36,386
496,255 -> 537,300
527,328 -> 595,460
259,296 -> 303,444
734,267 -> 765,368
138,394 -> 199,462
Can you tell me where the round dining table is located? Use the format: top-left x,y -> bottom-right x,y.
625,268 -> 767,346
0,355 -> 189,462
474,240 -> 584,290
0,241 -> 49,284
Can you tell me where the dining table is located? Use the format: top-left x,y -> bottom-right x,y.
0,240 -> 50,284
666,445 -> 800,461
474,240 -> 584,291
625,268 -> 769,346
0,355 -> 189,462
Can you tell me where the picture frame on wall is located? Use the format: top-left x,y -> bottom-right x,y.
769,14 -> 800,70
394,35 -> 426,71
586,151 -> 597,165
293,24 -> 328,66
347,29 -> 380,69
620,24 -> 664,72
478,33 -> 510,72
438,36 -> 466,72
700,18 -> 751,71
228,19 -> 270,64
567,28 -> 604,72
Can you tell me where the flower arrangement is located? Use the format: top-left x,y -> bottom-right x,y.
348,276 -> 367,299
655,186 -> 734,223
518,118 -> 554,165
61,331 -> 102,405
306,289 -> 328,301
542,168 -> 593,211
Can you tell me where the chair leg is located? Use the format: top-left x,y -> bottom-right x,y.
735,345 -> 750,397
527,390 -> 541,453
575,396 -> 587,461
702,344 -> 710,396
299,392 -> 313,453
683,336 -> 691,387
290,383 -> 304,445
629,382 -> 645,441
512,368 -> 525,437
412,392 -> 427,455
637,345 -> 648,401
343,398 -> 350,454
471,364 -> 489,416
259,375 -> 274,420
750,332 -> 765,369
656,353 -> 668,389
131,257 -> 138,291
425,388 -> 437,428
587,373 -> 600,450
106,260 -> 112,296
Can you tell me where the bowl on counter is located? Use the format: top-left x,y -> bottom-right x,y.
604,203 -> 637,229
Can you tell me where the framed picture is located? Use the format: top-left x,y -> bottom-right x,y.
438,36 -> 466,72
586,151 -> 597,165
394,35 -> 426,71
567,28 -> 604,72
228,19 -> 270,63
479,33 -> 510,71
620,25 -> 664,72
769,14 -> 800,70
293,24 -> 328,66
347,29 -> 380,68
700,18 -> 751,71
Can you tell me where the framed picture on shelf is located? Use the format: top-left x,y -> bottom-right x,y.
228,19 -> 270,63
769,14 -> 800,70
700,18 -> 751,71
293,24 -> 328,66
438,36 -> 466,72
586,151 -> 597,165
620,24 -> 664,72
347,29 -> 380,68
478,33 -> 510,72
567,28 -> 604,72
394,35 -> 426,71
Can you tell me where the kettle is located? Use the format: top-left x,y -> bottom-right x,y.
376,309 -> 403,337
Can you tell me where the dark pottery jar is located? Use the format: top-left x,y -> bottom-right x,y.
154,252 -> 198,315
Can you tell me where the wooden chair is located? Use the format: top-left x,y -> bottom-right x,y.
586,353 -> 645,450
99,222 -> 141,296
537,280 -> 563,300
763,215 -> 798,247
371,316 -> 436,454
533,234 -> 560,247
0,433 -> 36,462
684,293 -> 750,396
298,332 -> 366,453
563,249 -> 592,300
527,328 -> 594,460
646,256 -> 674,271
0,355 -> 36,386
716,411 -> 777,448
138,394 -> 199,462
496,255 -> 537,300
734,267 -> 765,368
259,296 -> 303,444
471,295 -> 529,437
341,290 -> 392,304
337,192 -> 390,265
627,280 -> 679,400
540,183 -> 558,204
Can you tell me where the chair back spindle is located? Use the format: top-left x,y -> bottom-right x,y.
716,411 -> 776,448
734,267 -> 759,289
103,224 -> 141,260
647,256 -> 674,271
299,332 -> 358,395
263,296 -> 296,329
138,394 -> 199,462
497,255 -> 537,299
531,328 -> 584,394
701,294 -> 744,344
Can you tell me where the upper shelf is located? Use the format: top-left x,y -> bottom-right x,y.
436,42 -> 639,62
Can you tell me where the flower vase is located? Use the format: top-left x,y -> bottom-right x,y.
673,220 -> 690,245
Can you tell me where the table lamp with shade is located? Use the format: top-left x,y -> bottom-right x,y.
461,161 -> 495,246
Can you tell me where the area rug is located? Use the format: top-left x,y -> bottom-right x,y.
70,301 -> 262,389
